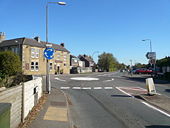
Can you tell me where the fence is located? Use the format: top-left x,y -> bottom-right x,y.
0,77 -> 43,128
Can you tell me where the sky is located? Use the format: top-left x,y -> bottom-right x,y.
0,0 -> 170,65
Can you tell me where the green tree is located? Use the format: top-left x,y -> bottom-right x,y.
98,52 -> 118,72
0,51 -> 21,77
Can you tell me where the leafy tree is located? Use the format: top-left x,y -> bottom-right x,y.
0,51 -> 21,77
98,52 -> 118,72
134,63 -> 148,69
156,56 -> 170,67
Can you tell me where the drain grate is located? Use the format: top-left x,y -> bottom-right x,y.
50,101 -> 66,107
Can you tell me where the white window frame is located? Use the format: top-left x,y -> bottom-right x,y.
31,48 -> 39,58
49,63 -> 53,71
30,61 -> 39,71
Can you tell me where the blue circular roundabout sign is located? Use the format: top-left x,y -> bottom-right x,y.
44,48 -> 55,60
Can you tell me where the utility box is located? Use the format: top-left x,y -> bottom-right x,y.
0,103 -> 11,128
146,78 -> 156,95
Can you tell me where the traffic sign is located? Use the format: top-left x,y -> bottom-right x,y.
44,48 -> 55,60
146,52 -> 156,59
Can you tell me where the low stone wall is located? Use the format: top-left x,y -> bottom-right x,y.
0,77 -> 43,128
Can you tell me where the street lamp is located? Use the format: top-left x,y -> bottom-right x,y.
142,39 -> 152,52
46,1 -> 66,94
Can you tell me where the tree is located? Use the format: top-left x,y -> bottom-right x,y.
0,51 -> 21,77
98,52 -> 118,72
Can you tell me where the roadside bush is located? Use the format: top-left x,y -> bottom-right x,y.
164,72 -> 170,81
0,51 -> 21,76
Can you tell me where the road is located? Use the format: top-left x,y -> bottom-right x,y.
51,72 -> 170,128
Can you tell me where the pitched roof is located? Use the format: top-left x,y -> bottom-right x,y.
79,54 -> 94,62
0,37 -> 70,53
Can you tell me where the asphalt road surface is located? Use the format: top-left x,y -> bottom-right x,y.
51,72 -> 170,128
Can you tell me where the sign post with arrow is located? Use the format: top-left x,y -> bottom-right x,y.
44,47 -> 55,94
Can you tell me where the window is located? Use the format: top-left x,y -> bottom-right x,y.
57,53 -> 60,60
35,62 -> 39,70
31,48 -> 39,58
31,62 -> 34,70
11,47 -> 19,54
31,48 -> 35,58
49,63 -> 52,71
31,62 -> 39,71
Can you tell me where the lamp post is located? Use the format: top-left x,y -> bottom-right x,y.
142,39 -> 156,74
46,1 -> 66,94
142,39 -> 152,53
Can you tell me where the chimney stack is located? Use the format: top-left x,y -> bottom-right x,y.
0,32 -> 6,42
34,36 -> 41,42
60,43 -> 64,47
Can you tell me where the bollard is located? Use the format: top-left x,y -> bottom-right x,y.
146,78 -> 156,95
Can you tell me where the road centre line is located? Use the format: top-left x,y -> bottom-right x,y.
82,87 -> 91,90
72,87 -> 81,89
142,101 -> 170,118
60,87 -> 70,89
94,87 -> 102,89
104,87 -> 113,89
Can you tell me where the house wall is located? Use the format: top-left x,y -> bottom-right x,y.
22,45 -> 70,75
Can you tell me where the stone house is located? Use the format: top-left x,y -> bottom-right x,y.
0,34 -> 70,75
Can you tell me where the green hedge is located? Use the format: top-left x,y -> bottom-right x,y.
164,72 -> 170,81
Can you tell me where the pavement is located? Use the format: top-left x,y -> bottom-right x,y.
28,87 -> 71,128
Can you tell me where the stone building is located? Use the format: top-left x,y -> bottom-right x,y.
0,34 -> 70,75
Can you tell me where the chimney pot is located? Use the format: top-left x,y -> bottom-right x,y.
34,36 -> 40,42
60,43 -> 64,47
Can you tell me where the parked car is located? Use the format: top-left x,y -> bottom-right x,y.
135,68 -> 153,74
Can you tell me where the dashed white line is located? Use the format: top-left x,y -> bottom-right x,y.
103,78 -> 114,82
94,87 -> 102,90
72,87 -> 81,89
55,77 -> 66,82
60,87 -> 70,89
142,101 -> 170,118
104,87 -> 113,89
82,87 -> 92,90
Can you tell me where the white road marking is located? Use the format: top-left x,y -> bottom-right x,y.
70,77 -> 99,81
104,87 -> 113,89
115,87 -> 133,97
82,87 -> 91,89
118,87 -> 147,91
142,101 -> 170,118
60,87 -> 70,89
103,79 -> 114,82
55,77 -> 66,82
94,87 -> 102,89
72,87 -> 81,89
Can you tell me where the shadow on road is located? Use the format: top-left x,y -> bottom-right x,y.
146,125 -> 170,128
111,95 -> 131,98
165,89 -> 170,93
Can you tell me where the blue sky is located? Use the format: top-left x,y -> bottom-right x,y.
0,0 -> 170,65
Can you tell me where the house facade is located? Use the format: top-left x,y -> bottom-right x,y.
0,35 -> 70,75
